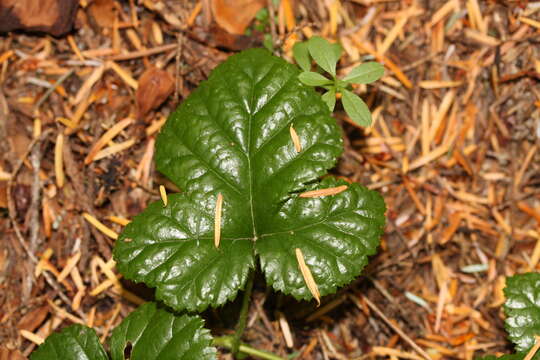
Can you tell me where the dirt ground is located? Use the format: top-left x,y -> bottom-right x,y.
1,0 -> 540,359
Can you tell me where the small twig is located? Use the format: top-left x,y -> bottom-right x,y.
355,295 -> 432,360
33,69 -> 75,114
7,130 -> 84,316
109,43 -> 177,61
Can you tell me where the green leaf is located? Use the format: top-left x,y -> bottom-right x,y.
341,89 -> 372,127
298,71 -> 332,86
110,303 -> 216,360
255,177 -> 385,300
114,49 -> 385,311
293,42 -> 311,72
343,62 -> 384,84
31,325 -> 108,360
505,273 -> 540,355
307,36 -> 341,76
321,88 -> 336,111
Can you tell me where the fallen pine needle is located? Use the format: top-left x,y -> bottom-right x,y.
107,215 -> 130,226
277,311 -> 294,348
84,118 -> 133,164
357,295 -> 432,360
299,185 -> 348,198
214,193 -> 223,248
93,139 -> 136,162
295,248 -> 321,306
290,124 -> 302,152
57,252 -> 81,283
20,330 -> 44,345
524,336 -> 540,360
54,133 -> 64,188
82,212 -> 118,239
160,185 -> 168,206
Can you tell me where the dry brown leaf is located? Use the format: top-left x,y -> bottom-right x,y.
0,0 -> 78,36
136,67 -> 174,118
211,0 -> 265,35
88,0 -> 116,28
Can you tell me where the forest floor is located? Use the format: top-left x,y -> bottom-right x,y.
1,0 -> 540,359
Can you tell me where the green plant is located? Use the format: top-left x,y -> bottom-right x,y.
31,302 -> 215,360
477,272 -> 540,360
293,36 -> 384,127
32,48 -> 386,359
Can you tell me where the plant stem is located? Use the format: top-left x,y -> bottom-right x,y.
213,335 -> 285,360
231,270 -> 255,355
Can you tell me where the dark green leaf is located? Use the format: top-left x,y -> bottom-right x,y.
505,273 -> 540,355
298,71 -> 332,86
341,89 -> 372,127
110,303 -> 216,360
114,49 -> 385,310
31,325 -> 108,360
255,177 -> 385,300
307,36 -> 341,76
343,62 -> 384,84
293,42 -> 311,72
321,89 -> 336,111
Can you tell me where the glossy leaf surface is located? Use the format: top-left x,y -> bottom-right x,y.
114,49 -> 385,311
31,325 -> 108,360
505,273 -> 540,356
110,303 -> 215,360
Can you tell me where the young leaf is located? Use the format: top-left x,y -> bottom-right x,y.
341,89 -> 372,127
504,273 -> 540,354
343,62 -> 385,84
114,49 -> 385,311
293,41 -> 311,72
109,303 -> 216,360
31,325 -> 108,360
298,71 -> 332,86
321,88 -> 336,111
307,36 -> 341,76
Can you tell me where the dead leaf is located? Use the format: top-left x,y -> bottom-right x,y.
17,305 -> 49,332
136,67 -> 174,118
211,0 -> 265,35
88,0 -> 116,28
0,0 -> 78,36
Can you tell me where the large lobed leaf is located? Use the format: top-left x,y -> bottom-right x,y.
505,273 -> 540,357
114,49 -> 386,311
31,325 -> 108,360
31,303 -> 215,360
109,303 -> 215,360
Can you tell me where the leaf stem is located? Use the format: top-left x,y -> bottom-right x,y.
213,335 -> 285,360
231,270 -> 255,355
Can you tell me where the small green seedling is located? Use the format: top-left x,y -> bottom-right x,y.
31,303 -> 215,360
293,36 -> 384,127
477,272 -> 540,360
32,48 -> 386,359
